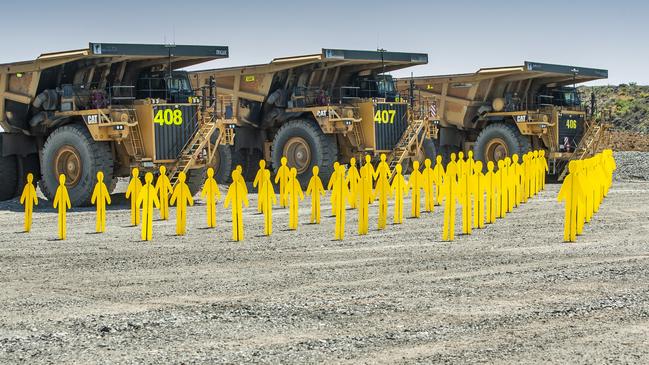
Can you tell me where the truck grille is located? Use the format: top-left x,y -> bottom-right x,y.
154,104 -> 199,160
374,102 -> 408,151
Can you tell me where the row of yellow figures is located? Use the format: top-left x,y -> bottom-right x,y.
18,149 -> 551,242
557,149 -> 616,242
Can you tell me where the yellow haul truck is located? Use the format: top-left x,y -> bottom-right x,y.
0,43 -> 234,205
396,61 -> 609,177
190,49 -> 434,185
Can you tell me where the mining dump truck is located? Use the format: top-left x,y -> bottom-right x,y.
0,42 -> 235,205
189,49 -> 434,185
396,61 -> 609,177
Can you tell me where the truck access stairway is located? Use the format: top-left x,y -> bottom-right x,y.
557,121 -> 608,181
168,120 -> 219,188
387,119 -> 427,181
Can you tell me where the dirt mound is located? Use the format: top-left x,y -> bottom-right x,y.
613,151 -> 649,181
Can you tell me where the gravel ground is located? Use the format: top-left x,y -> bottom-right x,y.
1,177 -> 648,364
614,151 -> 649,181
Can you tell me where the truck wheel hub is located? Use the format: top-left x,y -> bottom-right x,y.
55,145 -> 82,187
486,138 -> 509,162
284,137 -> 311,174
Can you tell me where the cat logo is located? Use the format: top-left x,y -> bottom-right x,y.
86,115 -> 99,124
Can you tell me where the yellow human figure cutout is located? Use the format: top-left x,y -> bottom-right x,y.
573,161 -> 587,235
260,170 -> 276,235
170,172 -> 194,236
155,166 -> 172,220
484,161 -> 498,224
253,160 -> 267,213
328,162 -> 342,215
422,159 -> 436,212
441,157 -> 460,241
497,160 -> 507,218
504,157 -> 515,212
374,159 -> 391,230
357,166 -> 372,235
457,151 -> 465,178
364,155 -> 376,202
286,167 -> 304,230
346,157 -> 361,209
201,168 -> 221,228
274,157 -> 290,208
467,150 -> 475,178
408,160 -> 424,218
137,172 -> 160,241
52,174 -> 71,240
306,166 -> 325,224
433,155 -> 445,205
532,151 -> 539,195
540,150 -> 549,190
91,171 -> 111,233
333,164 -> 349,240
373,153 -> 391,182
521,154 -> 530,203
125,168 -> 142,226
558,161 -> 584,242
235,165 -> 249,195
224,170 -> 249,241
391,164 -> 408,224
458,154 -> 473,235
511,154 -> 522,206
473,161 -> 486,229
20,173 -> 38,232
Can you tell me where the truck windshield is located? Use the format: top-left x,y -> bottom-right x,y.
137,72 -> 193,103
552,88 -> 581,107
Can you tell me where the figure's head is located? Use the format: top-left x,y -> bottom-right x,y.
436,155 -> 442,164
458,151 -> 464,160
312,166 -> 319,175
27,173 -> 33,183
450,153 -> 456,162
281,157 -> 287,165
396,164 -> 402,173
413,161 -> 420,170
132,168 -> 139,177
533,150 -> 539,157
259,160 -> 266,169
59,174 -> 66,185
475,161 -> 483,172
207,167 -> 214,178
468,150 -> 473,159
232,169 -> 241,180
178,172 -> 186,183
512,154 -> 519,163
291,167 -> 297,177
505,157 -> 511,165
365,155 -> 371,163
236,165 -> 242,173
145,172 -> 153,184
540,150 -> 545,157
487,161 -> 494,171
497,160 -> 504,169
333,161 -> 340,170
350,157 -> 356,166
424,159 -> 431,168
159,165 -> 166,175
96,171 -> 104,182
568,160 -> 577,174
380,154 -> 386,161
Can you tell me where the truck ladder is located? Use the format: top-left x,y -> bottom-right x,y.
557,122 -> 607,181
122,108 -> 145,159
386,119 -> 427,181
168,120 -> 218,188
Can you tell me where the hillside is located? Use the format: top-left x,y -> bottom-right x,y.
579,84 -> 649,133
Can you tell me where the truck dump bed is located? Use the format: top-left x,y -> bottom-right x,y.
396,61 -> 608,129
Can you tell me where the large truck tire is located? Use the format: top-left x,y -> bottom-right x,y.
232,148 -> 262,182
0,141 -> 18,201
185,167 -> 206,197
408,138 -> 437,172
40,124 -> 114,206
271,119 -> 338,187
208,144 -> 233,184
474,122 -> 531,165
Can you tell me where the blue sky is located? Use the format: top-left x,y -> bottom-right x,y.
0,0 -> 644,85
